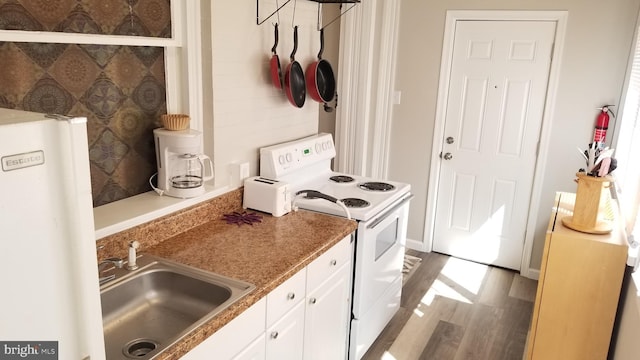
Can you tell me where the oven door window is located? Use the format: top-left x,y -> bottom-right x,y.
375,217 -> 400,260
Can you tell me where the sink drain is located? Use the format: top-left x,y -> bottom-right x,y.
123,339 -> 159,358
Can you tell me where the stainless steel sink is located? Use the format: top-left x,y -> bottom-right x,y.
100,254 -> 255,359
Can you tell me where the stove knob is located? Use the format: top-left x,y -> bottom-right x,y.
315,143 -> 321,153
278,155 -> 285,165
285,153 -> 293,163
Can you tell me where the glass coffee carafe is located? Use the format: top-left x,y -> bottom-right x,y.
169,154 -> 213,189
169,153 -> 214,189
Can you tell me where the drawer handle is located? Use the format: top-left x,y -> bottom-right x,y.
330,259 -> 337,266
287,292 -> 295,300
309,297 -> 317,304
271,331 -> 279,339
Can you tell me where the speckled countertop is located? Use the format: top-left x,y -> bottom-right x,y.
97,189 -> 357,360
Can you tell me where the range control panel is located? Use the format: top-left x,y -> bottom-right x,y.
260,133 -> 335,179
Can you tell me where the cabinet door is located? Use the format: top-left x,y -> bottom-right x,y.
304,263 -> 351,360
266,301 -> 305,360
232,335 -> 266,360
181,298 -> 266,360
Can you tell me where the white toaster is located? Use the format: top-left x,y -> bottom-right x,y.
243,176 -> 291,217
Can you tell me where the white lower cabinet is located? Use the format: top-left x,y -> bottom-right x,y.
265,267 -> 306,360
304,263 -> 351,360
180,235 -> 353,360
181,297 -> 266,360
266,301 -> 306,359
232,335 -> 266,360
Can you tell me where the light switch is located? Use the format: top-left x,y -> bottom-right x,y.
393,90 -> 402,105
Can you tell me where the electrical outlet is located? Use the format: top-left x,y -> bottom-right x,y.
230,162 -> 251,188
239,162 -> 250,181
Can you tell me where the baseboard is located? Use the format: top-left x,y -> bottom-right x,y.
406,238 -> 427,252
523,268 -> 540,280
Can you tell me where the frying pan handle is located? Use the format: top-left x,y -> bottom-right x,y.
290,25 -> 298,61
272,23 -> 279,54
318,28 -> 325,60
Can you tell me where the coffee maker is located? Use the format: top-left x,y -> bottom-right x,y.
153,128 -> 214,198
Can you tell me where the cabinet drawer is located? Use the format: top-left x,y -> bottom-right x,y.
307,235 -> 352,291
266,269 -> 306,327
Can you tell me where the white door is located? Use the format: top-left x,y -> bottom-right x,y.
433,20 -> 555,270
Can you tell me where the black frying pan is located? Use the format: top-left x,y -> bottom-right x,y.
284,26 -> 306,108
306,29 -> 336,106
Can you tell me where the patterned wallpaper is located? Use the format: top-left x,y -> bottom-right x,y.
0,0 -> 171,207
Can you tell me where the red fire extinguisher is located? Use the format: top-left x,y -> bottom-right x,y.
592,105 -> 615,145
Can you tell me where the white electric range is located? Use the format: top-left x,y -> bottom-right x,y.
259,133 -> 413,359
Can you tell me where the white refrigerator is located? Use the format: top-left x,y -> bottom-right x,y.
0,108 -> 105,359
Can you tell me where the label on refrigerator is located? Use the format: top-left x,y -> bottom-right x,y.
1,151 -> 44,172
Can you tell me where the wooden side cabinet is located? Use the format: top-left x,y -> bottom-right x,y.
526,192 -> 628,360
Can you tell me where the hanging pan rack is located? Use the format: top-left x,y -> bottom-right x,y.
310,0 -> 360,31
257,0 -> 360,27
312,0 -> 360,31
257,0 -> 292,25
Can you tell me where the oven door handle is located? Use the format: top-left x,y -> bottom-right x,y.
367,194 -> 414,229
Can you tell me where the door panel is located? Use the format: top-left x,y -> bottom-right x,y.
450,173 -> 475,231
459,77 -> 488,152
498,79 -> 530,156
433,20 -> 555,270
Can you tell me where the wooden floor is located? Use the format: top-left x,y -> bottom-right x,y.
362,251 -> 538,360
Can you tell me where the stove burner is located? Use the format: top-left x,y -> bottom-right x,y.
330,175 -> 355,183
358,182 -> 396,192
340,198 -> 370,208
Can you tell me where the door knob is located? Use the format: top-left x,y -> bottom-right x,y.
446,136 -> 454,144
443,152 -> 453,160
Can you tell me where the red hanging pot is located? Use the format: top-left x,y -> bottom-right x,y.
305,28 -> 336,106
270,23 -> 283,90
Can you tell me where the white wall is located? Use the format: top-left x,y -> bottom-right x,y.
389,0 -> 640,270
208,0 -> 323,186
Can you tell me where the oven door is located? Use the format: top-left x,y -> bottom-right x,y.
352,194 -> 412,318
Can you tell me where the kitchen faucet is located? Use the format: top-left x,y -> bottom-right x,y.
127,240 -> 140,270
98,258 -> 124,285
